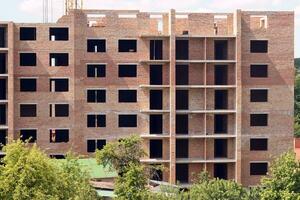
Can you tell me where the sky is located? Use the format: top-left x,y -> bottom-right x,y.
0,0 -> 299,57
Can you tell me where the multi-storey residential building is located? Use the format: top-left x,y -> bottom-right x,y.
0,9 -> 294,186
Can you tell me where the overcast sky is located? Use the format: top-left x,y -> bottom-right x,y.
0,0 -> 299,57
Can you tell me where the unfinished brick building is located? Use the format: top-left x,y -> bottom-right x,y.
0,9 -> 294,186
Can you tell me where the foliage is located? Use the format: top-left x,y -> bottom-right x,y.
295,59 -> 300,137
0,140 -> 100,200
260,152 -> 300,200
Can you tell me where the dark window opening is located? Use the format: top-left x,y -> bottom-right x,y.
214,40 -> 228,60
50,104 -> 69,117
250,89 -> 268,102
0,105 -> 6,125
176,164 -> 189,183
214,114 -> 228,133
87,39 -> 106,52
87,139 -> 106,153
0,130 -> 7,148
0,27 -> 6,48
0,53 -> 7,74
150,139 -> 163,158
150,40 -> 163,60
20,53 -> 36,66
0,79 -> 6,99
250,138 -> 268,151
250,114 -> 268,126
87,114 -> 106,127
215,65 -> 228,85
215,90 -> 228,109
50,155 -> 65,159
176,40 -> 189,60
20,27 -> 36,41
50,129 -> 69,143
150,165 -> 163,181
87,90 -> 106,103
20,129 -> 37,143
214,163 -> 228,180
176,139 -> 188,158
150,114 -> 163,134
87,64 -> 106,77
50,53 -> 69,66
119,115 -> 137,127
118,40 -> 137,52
176,65 -> 189,85
119,90 -> 137,103
50,79 -> 69,92
250,40 -> 268,53
150,90 -> 163,110
20,79 -> 36,92
20,104 -> 36,117
250,65 -> 268,78
49,28 -> 69,41
176,114 -> 188,134
176,90 -> 189,110
118,64 -> 137,77
250,163 -> 268,175
150,65 -> 162,85
214,139 -> 227,158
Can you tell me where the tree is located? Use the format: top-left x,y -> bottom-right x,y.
0,140 -> 100,200
260,152 -> 300,200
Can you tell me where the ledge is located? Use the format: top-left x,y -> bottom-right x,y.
176,60 -> 237,64
176,158 -> 236,163
175,109 -> 236,114
140,134 -> 170,138
175,85 -> 236,89
139,85 -> 170,89
140,60 -> 170,64
140,109 -> 170,114
176,35 -> 236,39
140,158 -> 170,163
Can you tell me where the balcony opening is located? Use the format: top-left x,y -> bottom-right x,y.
150,165 -> 163,181
0,26 -> 6,48
50,78 -> 69,92
87,64 -> 106,77
20,27 -> 36,41
87,39 -> 106,52
49,27 -> 69,41
150,139 -> 163,158
87,139 -> 106,153
250,64 -> 268,77
150,114 -> 163,134
176,164 -> 189,183
150,65 -> 162,85
0,105 -> 6,125
176,40 -> 189,60
0,53 -> 7,74
118,64 -> 137,77
176,65 -> 189,85
20,78 -> 36,92
20,104 -> 37,117
176,114 -> 188,134
250,114 -> 268,126
118,114 -> 137,127
176,90 -> 189,110
50,104 -> 69,117
20,53 -> 36,66
50,155 -> 65,159
118,90 -> 137,103
150,90 -> 163,110
87,114 -> 106,127
250,162 -> 268,175
150,40 -> 163,60
250,89 -> 268,102
214,40 -> 228,60
176,139 -> 189,158
0,79 -> 6,99
215,90 -> 228,109
214,65 -> 228,85
50,129 -> 69,143
214,163 -> 228,180
250,40 -> 268,53
118,39 -> 137,52
20,129 -> 37,143
87,89 -> 106,103
50,53 -> 69,66
214,139 -> 227,158
0,130 -> 7,148
214,114 -> 228,134
250,138 -> 268,151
